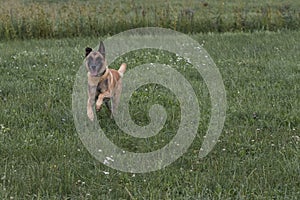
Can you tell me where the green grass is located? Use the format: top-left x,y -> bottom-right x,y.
0,31 -> 299,199
1,0 -> 300,40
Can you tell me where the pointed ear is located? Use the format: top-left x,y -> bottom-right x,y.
85,47 -> 92,57
98,41 -> 105,58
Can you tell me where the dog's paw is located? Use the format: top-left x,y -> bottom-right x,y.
96,102 -> 102,112
87,110 -> 94,121
96,105 -> 101,112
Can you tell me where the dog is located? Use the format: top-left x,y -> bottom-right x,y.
85,41 -> 126,121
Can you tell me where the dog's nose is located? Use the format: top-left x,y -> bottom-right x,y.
91,65 -> 96,70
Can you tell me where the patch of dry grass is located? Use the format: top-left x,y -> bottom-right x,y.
0,0 -> 299,40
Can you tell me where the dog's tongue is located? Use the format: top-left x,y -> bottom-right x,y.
90,70 -> 98,76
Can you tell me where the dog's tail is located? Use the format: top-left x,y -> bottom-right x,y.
118,63 -> 127,78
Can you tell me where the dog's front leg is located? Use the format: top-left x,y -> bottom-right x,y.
87,85 -> 97,121
96,91 -> 110,111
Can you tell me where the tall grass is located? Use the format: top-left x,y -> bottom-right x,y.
0,0 -> 300,40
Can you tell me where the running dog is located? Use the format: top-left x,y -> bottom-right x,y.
85,41 -> 126,121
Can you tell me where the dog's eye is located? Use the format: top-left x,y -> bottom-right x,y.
87,57 -> 93,64
95,57 -> 102,63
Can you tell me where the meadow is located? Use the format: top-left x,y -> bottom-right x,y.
0,0 -> 300,199
1,0 -> 300,39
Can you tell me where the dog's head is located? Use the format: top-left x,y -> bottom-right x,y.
85,41 -> 107,77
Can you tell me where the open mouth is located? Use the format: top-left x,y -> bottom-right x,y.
90,70 -> 99,77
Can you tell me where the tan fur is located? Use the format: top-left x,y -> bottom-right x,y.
85,42 -> 127,121
94,66 -> 126,113
85,45 -> 126,121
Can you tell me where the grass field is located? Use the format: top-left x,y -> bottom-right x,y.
0,30 -> 299,199
1,0 -> 300,39
0,0 -> 300,199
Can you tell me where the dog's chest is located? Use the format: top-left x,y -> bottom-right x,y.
96,79 -> 109,94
